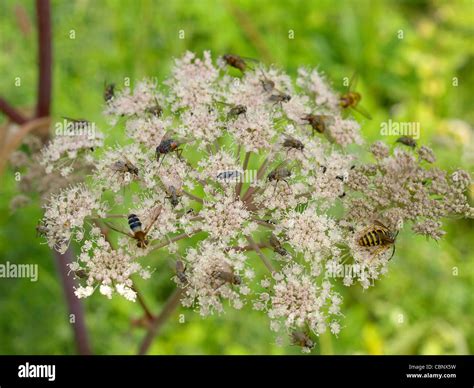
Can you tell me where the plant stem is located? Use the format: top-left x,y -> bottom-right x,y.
35,0 -> 52,118
53,248 -> 92,355
150,229 -> 202,251
246,235 -> 275,273
138,288 -> 183,355
182,190 -> 204,204
236,151 -> 251,199
0,98 -> 28,124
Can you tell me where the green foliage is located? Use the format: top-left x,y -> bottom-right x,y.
0,0 -> 472,355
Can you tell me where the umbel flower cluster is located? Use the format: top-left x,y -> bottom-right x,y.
36,51 -> 472,352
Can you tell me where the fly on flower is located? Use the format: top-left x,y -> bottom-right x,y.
222,54 -> 257,72
339,72 -> 372,120
104,206 -> 162,248
267,161 -> 292,194
155,136 -> 185,167
259,69 -> 292,106
301,114 -> 333,136
396,136 -> 417,148
110,155 -> 139,179
104,82 -> 115,103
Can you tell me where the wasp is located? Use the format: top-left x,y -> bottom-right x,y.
302,114 -> 332,135
291,330 -> 314,350
175,260 -> 188,286
283,137 -> 304,152
268,164 -> 292,193
165,185 -> 183,208
339,73 -> 372,120
145,98 -> 163,117
156,138 -> 183,166
358,220 -> 399,260
396,136 -> 417,148
104,207 -> 162,248
269,234 -> 288,256
104,82 -> 115,103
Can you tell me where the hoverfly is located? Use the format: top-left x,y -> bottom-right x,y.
145,98 -> 163,117
104,82 -> 115,103
358,220 -> 399,260
396,136 -> 417,148
259,69 -> 291,106
222,54 -> 257,72
291,330 -> 314,350
165,185 -> 183,208
269,234 -> 288,256
339,73 -> 372,120
301,114 -> 332,136
175,260 -> 188,286
268,162 -> 292,193
283,136 -> 304,152
110,156 -> 139,178
104,207 -> 162,248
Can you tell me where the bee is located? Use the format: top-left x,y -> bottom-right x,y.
165,185 -> 183,207
268,164 -> 292,193
222,54 -> 248,72
110,157 -> 139,178
358,220 -> 399,260
216,170 -> 242,182
269,234 -> 288,256
104,207 -> 162,248
283,137 -> 304,152
291,330 -> 314,350
104,82 -> 115,103
156,138 -> 183,166
302,114 -> 332,135
396,136 -> 417,148
175,260 -> 188,286
145,98 -> 163,117
339,73 -> 372,120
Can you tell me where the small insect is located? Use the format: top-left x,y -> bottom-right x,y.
105,208 -> 162,248
104,82 -> 115,103
268,164 -> 292,193
291,330 -> 314,350
165,185 -> 183,207
269,234 -> 288,256
283,137 -> 304,152
73,269 -> 88,279
156,138 -> 183,166
339,73 -> 372,120
214,270 -> 242,286
358,220 -> 399,260
216,170 -> 242,182
396,136 -> 417,148
222,54 -> 248,72
302,114 -> 331,135
175,260 -> 188,286
228,104 -> 247,118
145,98 -> 163,117
35,221 -> 48,237
110,157 -> 139,178
269,92 -> 291,104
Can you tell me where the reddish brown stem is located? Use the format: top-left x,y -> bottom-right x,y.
138,288 -> 183,355
53,248 -> 92,355
35,0 -> 52,118
0,98 -> 28,124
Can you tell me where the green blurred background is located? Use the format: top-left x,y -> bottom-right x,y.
0,0 -> 473,355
